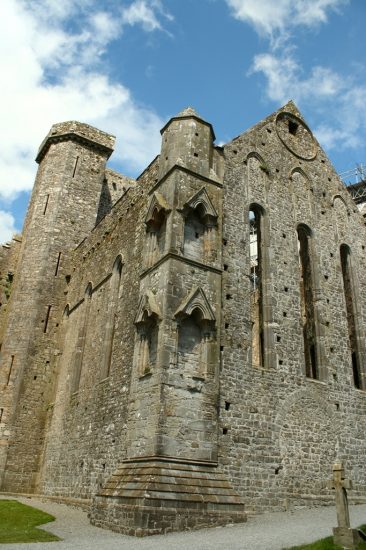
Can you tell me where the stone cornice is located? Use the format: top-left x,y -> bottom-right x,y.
36,132 -> 114,163
140,251 -> 222,279
148,163 -> 223,195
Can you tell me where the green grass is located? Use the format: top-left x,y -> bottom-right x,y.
283,524 -> 366,550
0,499 -> 61,543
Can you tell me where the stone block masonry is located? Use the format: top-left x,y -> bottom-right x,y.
0,102 -> 366,535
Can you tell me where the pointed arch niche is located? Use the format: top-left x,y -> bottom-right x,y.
297,224 -> 323,380
134,293 -> 161,377
340,244 -> 365,390
175,288 -> 216,379
100,255 -> 123,380
290,168 -> 313,221
182,188 -> 218,263
72,282 -> 92,393
145,192 -> 171,267
248,203 -> 274,369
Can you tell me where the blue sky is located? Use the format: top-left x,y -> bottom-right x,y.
1,0 -> 366,242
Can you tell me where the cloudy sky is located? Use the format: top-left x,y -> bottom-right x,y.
1,0 -> 366,242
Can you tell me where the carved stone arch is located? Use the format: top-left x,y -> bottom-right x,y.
246,151 -> 271,176
134,292 -> 161,326
175,287 -> 216,326
181,189 -> 218,263
145,193 -> 171,267
248,201 -> 266,217
297,222 -> 313,238
175,288 -> 216,379
290,166 -> 311,184
246,151 -> 266,165
332,194 -> 349,210
182,187 -> 218,226
145,192 -> 171,230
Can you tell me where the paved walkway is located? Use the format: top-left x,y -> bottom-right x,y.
2,496 -> 366,550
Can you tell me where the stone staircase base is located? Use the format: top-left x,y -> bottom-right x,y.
90,458 -> 246,536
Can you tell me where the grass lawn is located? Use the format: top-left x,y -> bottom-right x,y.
283,524 -> 366,550
0,499 -> 61,543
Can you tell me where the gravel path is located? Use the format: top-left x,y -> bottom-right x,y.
2,495 -> 366,550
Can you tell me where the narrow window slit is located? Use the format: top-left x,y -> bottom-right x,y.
7,355 -> 15,385
72,156 -> 79,178
44,305 -> 52,333
43,194 -> 49,215
55,252 -> 62,276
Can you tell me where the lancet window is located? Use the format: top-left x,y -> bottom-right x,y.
340,244 -> 363,389
72,282 -> 92,393
101,256 -> 122,380
297,225 -> 318,379
182,188 -> 218,263
249,206 -> 265,367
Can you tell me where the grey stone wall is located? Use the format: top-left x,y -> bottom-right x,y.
1,102 -> 366,532
220,102 -> 366,512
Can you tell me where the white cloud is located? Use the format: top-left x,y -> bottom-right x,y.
251,50 -> 366,152
225,0 -> 348,42
0,211 -> 18,243
251,51 -> 344,104
0,0 -> 171,213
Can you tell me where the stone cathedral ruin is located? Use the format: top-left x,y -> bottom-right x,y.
0,102 -> 366,536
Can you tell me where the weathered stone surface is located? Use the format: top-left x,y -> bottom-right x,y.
1,102 -> 366,535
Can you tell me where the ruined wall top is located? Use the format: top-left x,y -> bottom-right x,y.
36,121 -> 116,163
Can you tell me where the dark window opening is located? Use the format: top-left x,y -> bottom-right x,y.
43,194 -> 49,215
7,355 -> 15,385
222,427 -> 228,435
250,206 -> 265,368
225,401 -> 231,411
298,226 -> 318,379
0,408 -> 3,423
352,352 -> 361,389
309,344 -> 317,379
341,245 -> 362,389
72,156 -> 79,178
55,252 -> 62,276
288,120 -> 299,135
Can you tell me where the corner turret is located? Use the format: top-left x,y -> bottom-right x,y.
159,107 -> 217,179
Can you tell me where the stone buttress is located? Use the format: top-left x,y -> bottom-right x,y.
90,109 -> 246,535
